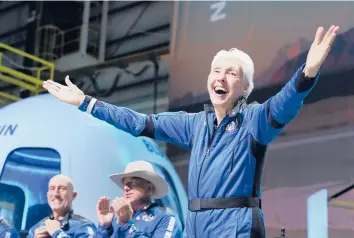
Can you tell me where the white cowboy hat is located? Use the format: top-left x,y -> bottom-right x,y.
108,160 -> 169,199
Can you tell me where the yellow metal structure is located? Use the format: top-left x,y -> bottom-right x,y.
0,92 -> 20,105
329,198 -> 354,210
0,42 -> 55,105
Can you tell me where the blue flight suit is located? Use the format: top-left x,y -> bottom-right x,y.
28,211 -> 96,238
78,64 -> 319,237
94,203 -> 182,238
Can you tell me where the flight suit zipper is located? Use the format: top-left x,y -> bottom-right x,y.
196,116 -> 228,197
194,117 -> 218,238
205,128 -> 216,156
197,119 -> 216,196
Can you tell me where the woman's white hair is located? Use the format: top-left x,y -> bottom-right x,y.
211,48 -> 255,98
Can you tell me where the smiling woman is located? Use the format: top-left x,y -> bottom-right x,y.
211,48 -> 255,95
207,49 -> 254,125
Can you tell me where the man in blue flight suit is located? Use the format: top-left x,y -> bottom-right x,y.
43,25 -> 339,237
94,161 -> 182,238
28,174 -> 96,238
0,218 -> 18,238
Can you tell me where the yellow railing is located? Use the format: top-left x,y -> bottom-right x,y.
0,42 -> 55,99
0,91 -> 20,105
329,198 -> 354,210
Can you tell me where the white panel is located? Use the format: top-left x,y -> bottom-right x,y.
54,53 -> 99,72
307,189 -> 328,238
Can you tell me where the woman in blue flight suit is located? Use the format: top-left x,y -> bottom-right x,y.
43,25 -> 339,238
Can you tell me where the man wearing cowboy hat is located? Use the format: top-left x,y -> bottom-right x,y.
0,218 -> 18,238
94,161 -> 182,238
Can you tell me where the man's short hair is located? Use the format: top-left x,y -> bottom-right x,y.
211,48 -> 255,97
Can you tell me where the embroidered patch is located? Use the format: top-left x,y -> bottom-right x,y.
142,213 -> 156,222
225,121 -> 237,132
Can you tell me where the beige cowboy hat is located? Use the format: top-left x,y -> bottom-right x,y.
108,160 -> 169,199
